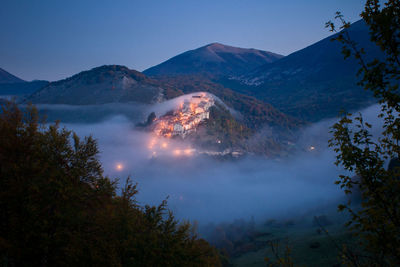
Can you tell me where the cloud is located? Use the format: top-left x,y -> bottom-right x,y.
63,117 -> 343,224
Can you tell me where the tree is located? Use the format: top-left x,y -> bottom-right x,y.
327,1 -> 400,266
0,102 -> 221,266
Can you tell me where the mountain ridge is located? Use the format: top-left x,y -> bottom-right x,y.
144,43 -> 283,77
217,19 -> 380,121
0,68 -> 25,83
0,68 -> 48,99
28,65 -> 166,105
26,64 -> 301,157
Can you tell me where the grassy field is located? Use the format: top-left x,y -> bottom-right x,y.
229,208 -> 356,266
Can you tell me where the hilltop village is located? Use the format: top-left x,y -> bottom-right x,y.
151,94 -> 214,138
143,93 -> 244,158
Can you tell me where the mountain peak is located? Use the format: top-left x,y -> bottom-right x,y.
144,43 -> 283,77
203,43 -> 259,53
204,42 -> 233,50
205,42 -> 225,47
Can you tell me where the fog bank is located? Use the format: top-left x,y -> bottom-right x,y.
55,103 -> 384,223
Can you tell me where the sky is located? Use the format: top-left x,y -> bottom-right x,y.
1,0 -> 365,81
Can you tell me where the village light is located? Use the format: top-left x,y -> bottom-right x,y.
148,138 -> 156,149
115,163 -> 124,171
184,148 -> 193,155
149,93 -> 214,142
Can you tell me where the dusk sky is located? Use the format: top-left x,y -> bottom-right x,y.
1,0 -> 364,81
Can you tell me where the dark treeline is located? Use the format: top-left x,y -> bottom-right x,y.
0,102 -> 222,267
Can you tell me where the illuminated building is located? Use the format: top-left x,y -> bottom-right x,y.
150,93 -> 214,138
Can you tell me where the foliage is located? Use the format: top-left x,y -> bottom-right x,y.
201,218 -> 261,258
327,1 -> 400,266
0,102 -> 221,267
206,104 -> 253,149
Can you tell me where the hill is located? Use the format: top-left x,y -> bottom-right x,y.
139,92 -> 300,158
151,76 -> 303,157
28,65 -> 166,105
144,43 -> 283,77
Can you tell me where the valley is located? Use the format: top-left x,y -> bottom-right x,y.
0,7 -> 394,266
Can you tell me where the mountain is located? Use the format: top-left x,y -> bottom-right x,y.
0,68 -> 48,99
28,64 -> 298,132
25,63 -> 301,157
224,20 -> 380,121
143,43 -> 303,156
28,65 -> 167,105
144,43 -> 283,77
0,68 -> 25,83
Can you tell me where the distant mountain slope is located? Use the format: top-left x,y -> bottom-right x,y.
0,68 -> 25,83
144,43 -> 283,77
224,20 -> 380,122
0,68 -> 48,99
0,80 -> 49,96
28,65 -> 167,105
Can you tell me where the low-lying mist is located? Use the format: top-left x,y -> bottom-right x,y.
45,103 -> 384,224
